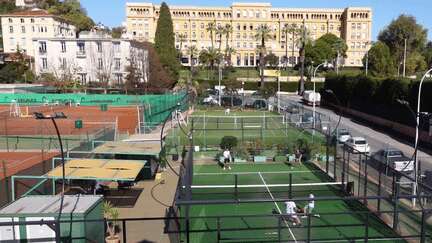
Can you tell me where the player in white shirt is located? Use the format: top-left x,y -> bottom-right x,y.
284,201 -> 302,225
302,194 -> 320,218
222,148 -> 232,170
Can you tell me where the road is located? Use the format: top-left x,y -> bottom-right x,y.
278,94 -> 432,175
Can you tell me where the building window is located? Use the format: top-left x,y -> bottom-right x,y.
20,37 -> 26,49
97,42 -> 102,52
256,11 -> 260,18
201,23 -> 204,29
236,33 -> 240,39
9,26 -> 13,33
250,53 -> 255,66
236,42 -> 240,48
8,18 -> 12,23
236,11 -> 240,18
80,73 -> 87,85
192,22 -> 196,29
351,23 -> 356,29
21,26 -> 25,33
61,41 -> 66,52
184,23 -> 188,29
77,42 -> 85,54
60,58 -> 66,69
236,54 -> 241,66
31,18 -> 34,23
42,58 -> 48,69
115,74 -> 123,85
114,58 -> 121,70
98,58 -> 103,70
244,54 -> 249,66
200,32 -> 204,38
32,26 -> 35,32
20,18 -> 24,23
9,38 -> 15,48
39,41 -> 47,53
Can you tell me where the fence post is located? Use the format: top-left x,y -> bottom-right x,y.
289,173 -> 292,198
377,168 -> 382,213
307,213 -> 311,243
325,134 -> 329,174
393,175 -> 400,231
363,155 -> 368,205
217,217 -> 221,243
278,216 -> 282,242
420,209 -> 427,243
122,220 -> 127,243
365,212 -> 369,243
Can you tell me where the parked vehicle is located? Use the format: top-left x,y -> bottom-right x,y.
337,129 -> 352,144
345,137 -> 370,154
202,95 -> 219,105
371,148 -> 414,173
221,96 -> 242,107
252,99 -> 267,109
302,91 -> 321,106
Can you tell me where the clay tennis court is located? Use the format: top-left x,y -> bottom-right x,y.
0,105 -> 138,135
0,151 -> 58,180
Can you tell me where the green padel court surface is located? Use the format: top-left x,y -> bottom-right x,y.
179,163 -> 405,243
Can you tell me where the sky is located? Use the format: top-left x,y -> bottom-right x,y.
80,0 -> 432,40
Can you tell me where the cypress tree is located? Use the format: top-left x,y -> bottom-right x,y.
154,2 -> 180,81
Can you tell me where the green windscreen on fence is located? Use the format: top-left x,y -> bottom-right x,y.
0,92 -> 187,107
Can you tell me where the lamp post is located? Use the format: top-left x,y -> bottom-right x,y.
34,111 -> 67,243
365,41 -> 374,76
325,89 -> 343,175
396,67 -> 432,208
242,81 -> 245,109
312,62 -> 328,135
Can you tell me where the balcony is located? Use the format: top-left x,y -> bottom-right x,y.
76,51 -> 86,58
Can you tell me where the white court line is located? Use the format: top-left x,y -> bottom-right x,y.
258,172 -> 297,243
194,170 -> 316,176
189,182 -> 342,189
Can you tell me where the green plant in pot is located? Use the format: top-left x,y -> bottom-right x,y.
103,201 -> 120,243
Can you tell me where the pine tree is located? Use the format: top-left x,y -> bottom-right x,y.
154,2 -> 180,81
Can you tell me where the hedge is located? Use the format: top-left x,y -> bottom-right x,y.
199,80 -> 324,93
324,73 -> 432,130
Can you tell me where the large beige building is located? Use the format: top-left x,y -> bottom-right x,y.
125,2 -> 372,67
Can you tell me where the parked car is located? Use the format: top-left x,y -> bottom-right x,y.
203,95 -> 219,105
337,129 -> 352,144
371,148 -> 414,173
252,99 -> 267,109
221,96 -> 242,107
345,137 -> 370,154
285,104 -> 300,114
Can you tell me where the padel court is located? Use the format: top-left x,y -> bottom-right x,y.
178,163 -> 405,243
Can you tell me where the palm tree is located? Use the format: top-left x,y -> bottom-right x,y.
225,47 -> 236,66
199,47 -> 222,80
224,24 -> 233,62
282,24 -> 300,71
332,40 -> 346,75
206,22 -> 216,49
187,45 -> 199,74
254,24 -> 273,88
216,25 -> 225,51
297,25 -> 311,95
177,33 -> 187,61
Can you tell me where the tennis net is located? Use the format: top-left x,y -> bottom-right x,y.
188,181 -> 349,200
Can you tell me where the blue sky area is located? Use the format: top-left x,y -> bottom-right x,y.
81,0 -> 432,40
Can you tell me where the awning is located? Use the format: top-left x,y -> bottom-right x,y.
93,141 -> 161,157
46,159 -> 146,181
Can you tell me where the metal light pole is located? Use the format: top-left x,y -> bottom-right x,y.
413,68 -> 432,206
325,89 -> 343,175
218,62 -> 222,106
34,111 -> 67,243
365,41 -> 374,76
403,38 -> 407,77
242,81 -> 245,109
312,62 -> 327,135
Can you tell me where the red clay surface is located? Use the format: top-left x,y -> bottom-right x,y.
0,151 -> 58,179
0,105 -> 138,135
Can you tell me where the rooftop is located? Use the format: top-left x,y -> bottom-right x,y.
1,8 -> 53,17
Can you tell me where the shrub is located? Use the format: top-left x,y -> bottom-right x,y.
220,136 -> 238,149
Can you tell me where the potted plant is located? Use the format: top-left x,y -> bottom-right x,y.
103,201 -> 120,243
